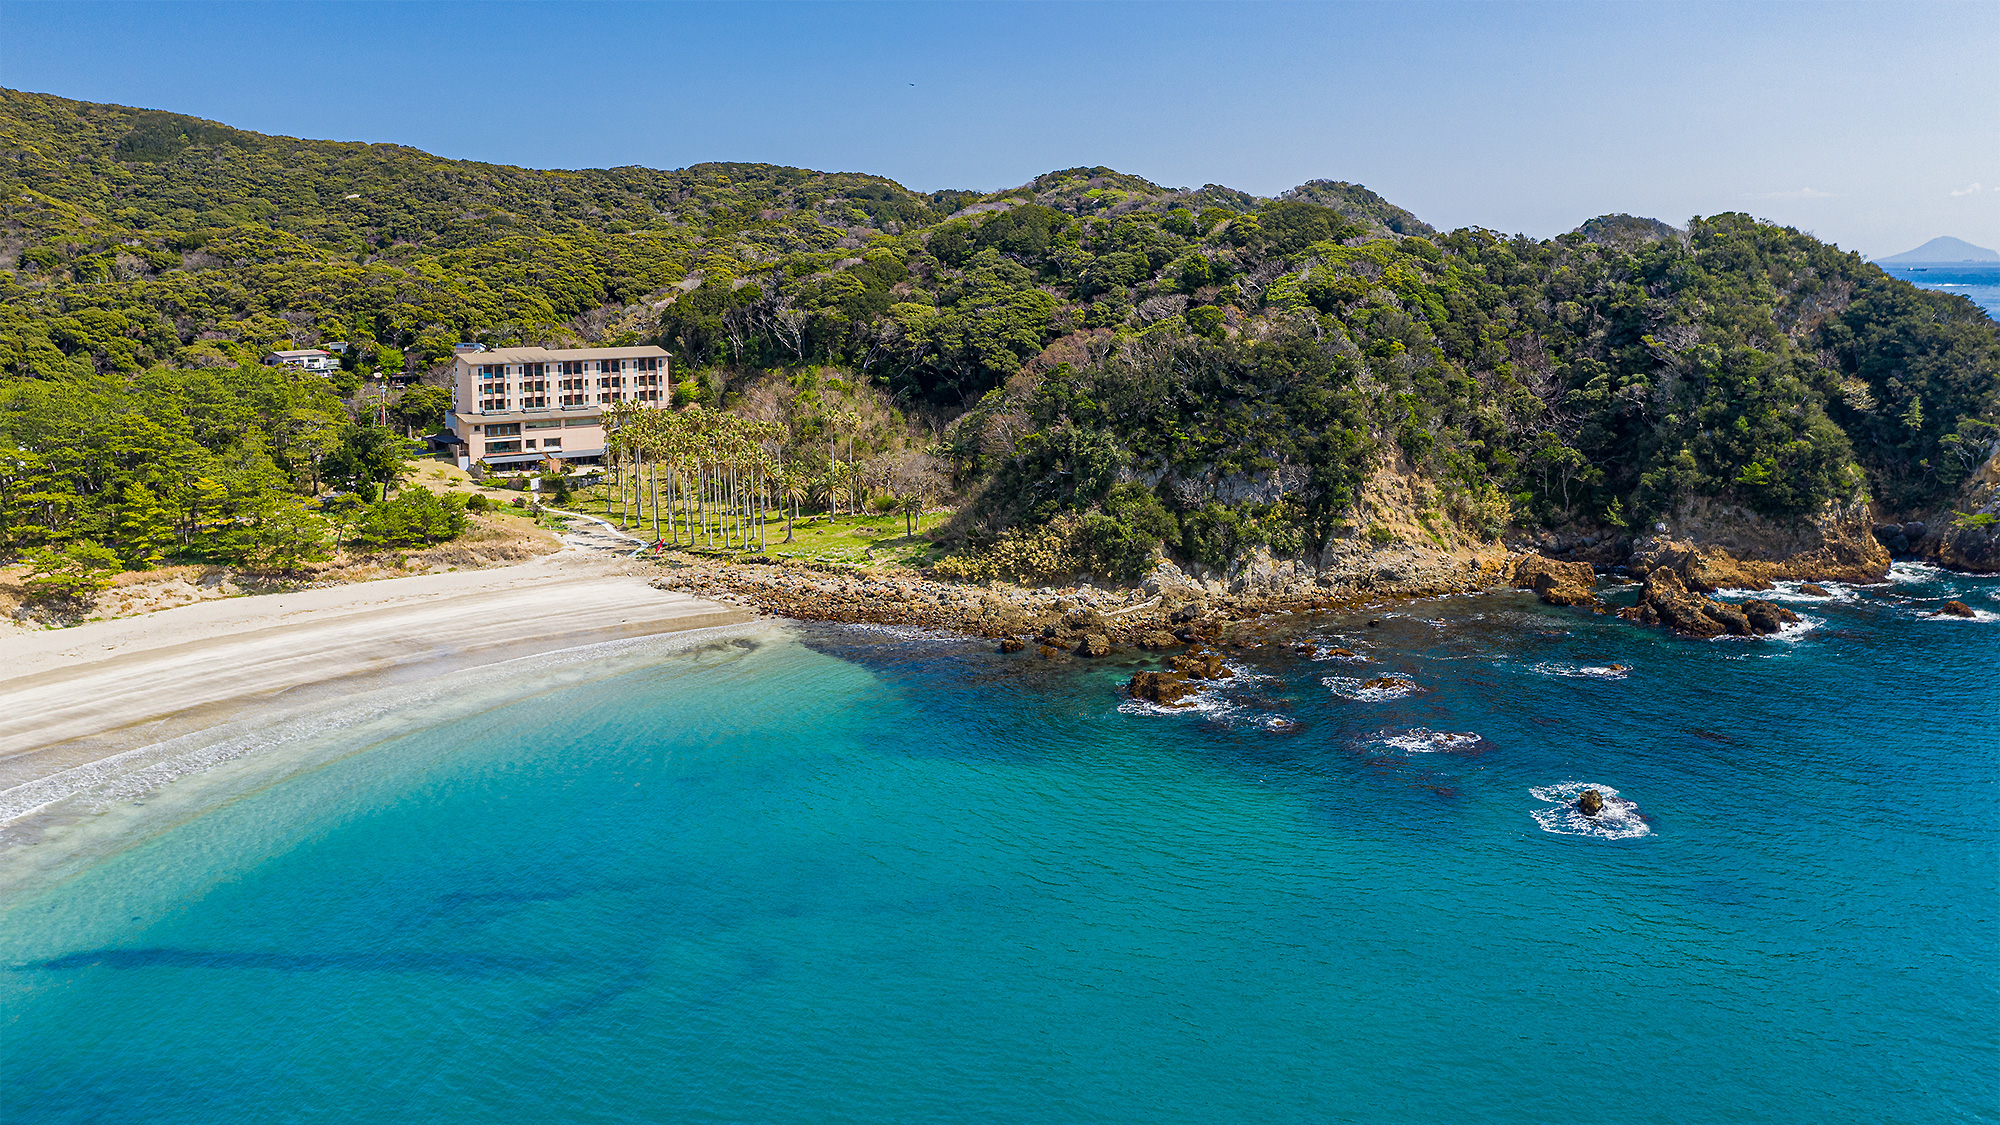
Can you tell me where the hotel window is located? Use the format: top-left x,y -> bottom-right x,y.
485,440 -> 521,454
543,437 -> 562,450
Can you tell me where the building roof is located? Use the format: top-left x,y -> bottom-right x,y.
457,345 -> 669,364
267,348 -> 334,358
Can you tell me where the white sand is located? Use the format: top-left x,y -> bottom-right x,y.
0,538 -> 746,797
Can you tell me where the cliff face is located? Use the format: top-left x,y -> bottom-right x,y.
1626,499 -> 1889,589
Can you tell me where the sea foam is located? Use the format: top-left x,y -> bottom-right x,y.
1530,782 -> 1652,839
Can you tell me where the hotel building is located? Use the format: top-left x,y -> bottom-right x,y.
444,345 -> 669,469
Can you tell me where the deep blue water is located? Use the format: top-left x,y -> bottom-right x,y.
2,566 -> 1996,1123
1881,262 -> 2000,320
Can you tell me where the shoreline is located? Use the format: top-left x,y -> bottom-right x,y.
0,547 -> 749,833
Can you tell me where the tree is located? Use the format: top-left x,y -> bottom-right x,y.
24,539 -> 122,605
391,386 -> 453,435
322,424 -> 412,502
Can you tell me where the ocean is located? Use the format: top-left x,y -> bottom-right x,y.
1881,262 -> 2000,320
2,565 -> 1995,1123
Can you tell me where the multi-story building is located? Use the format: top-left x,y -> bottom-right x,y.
262,348 -> 338,372
443,345 -> 669,469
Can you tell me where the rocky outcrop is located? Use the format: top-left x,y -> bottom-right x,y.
1798,583 -> 1830,597
1510,555 -> 1600,606
1128,670 -> 1196,706
1936,522 -> 2000,574
1125,644 -> 1234,707
1170,648 -> 1232,680
1631,504 -> 1888,590
1577,789 -> 1604,817
1619,569 -> 1796,638
1741,599 -> 1802,634
1077,634 -> 1111,657
998,636 -> 1026,653
1938,600 -> 1977,618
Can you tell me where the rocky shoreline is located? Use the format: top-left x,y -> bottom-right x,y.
648,518 -> 1917,651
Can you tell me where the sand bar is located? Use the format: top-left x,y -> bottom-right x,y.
0,540 -> 746,803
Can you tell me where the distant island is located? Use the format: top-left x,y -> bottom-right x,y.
1875,236 -> 2000,264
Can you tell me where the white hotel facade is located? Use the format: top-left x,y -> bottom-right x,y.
445,345 -> 669,469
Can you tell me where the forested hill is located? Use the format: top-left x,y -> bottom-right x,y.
3,86 -> 1998,582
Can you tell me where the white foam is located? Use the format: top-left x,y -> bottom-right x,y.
1887,561 -> 1951,585
1323,674 -> 1422,701
1531,661 -> 1631,680
1922,607 -> 2000,623
1530,782 -> 1652,839
1369,727 -> 1482,754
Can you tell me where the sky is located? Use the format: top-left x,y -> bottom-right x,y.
3,1 -> 1996,259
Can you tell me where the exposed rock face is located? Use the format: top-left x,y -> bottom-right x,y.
1577,789 -> 1605,817
1937,523 -> 2000,574
998,637 -> 1026,653
1630,507 -> 1888,589
1620,569 -> 1796,638
1077,633 -> 1111,657
1128,670 -> 1196,706
1511,555 -> 1600,607
1136,630 -> 1181,650
1939,600 -> 1977,618
1798,583 -> 1830,597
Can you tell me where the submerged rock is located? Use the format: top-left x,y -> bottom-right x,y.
1939,599 -> 1977,618
1577,789 -> 1605,817
1361,675 -> 1419,693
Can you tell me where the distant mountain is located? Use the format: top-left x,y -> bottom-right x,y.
1876,236 -> 1999,264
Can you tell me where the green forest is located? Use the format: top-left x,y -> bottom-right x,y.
3,87 -> 1996,588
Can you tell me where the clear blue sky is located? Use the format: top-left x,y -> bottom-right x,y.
4,1 -> 1995,258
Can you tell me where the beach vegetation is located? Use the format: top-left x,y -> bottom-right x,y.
23,538 -> 123,604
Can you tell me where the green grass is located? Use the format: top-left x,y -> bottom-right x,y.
585,488 -> 950,568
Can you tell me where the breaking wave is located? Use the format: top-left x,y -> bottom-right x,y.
1323,674 -> 1422,701
1530,782 -> 1652,839
1365,727 -> 1484,754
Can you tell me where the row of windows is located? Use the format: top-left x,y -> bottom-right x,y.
472,391 -> 664,411
483,437 -> 564,455
480,374 -> 661,395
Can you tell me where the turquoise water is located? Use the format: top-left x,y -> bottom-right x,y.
3,566 -> 1996,1123
1882,262 -> 2000,320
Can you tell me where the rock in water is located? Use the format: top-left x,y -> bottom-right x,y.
1170,647 -> 1231,680
1137,630 -> 1181,651
1361,675 -> 1419,693
1128,671 -> 1195,706
1077,634 -> 1111,657
1511,555 -> 1600,607
1577,789 -> 1605,817
998,637 -> 1026,654
1742,599 -> 1801,634
1621,568 -> 1789,638
1798,583 -> 1830,597
1939,600 -> 1977,618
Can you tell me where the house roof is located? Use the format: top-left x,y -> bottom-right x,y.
457,345 -> 669,364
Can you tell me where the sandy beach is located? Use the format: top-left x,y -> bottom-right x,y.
0,521 -> 746,816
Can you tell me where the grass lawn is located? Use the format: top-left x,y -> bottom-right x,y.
583,487 -> 949,568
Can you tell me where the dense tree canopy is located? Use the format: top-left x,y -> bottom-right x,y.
3,86 -> 1996,581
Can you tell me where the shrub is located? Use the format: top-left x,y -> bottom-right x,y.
350,490 -> 468,548
23,540 -> 123,604
464,492 -> 492,512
